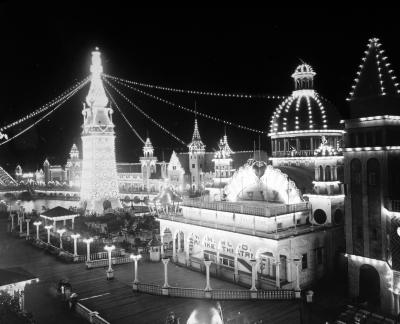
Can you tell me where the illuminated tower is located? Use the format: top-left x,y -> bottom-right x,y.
345,38 -> 400,314
80,48 -> 121,214
140,137 -> 157,192
188,119 -> 205,192
212,133 -> 234,185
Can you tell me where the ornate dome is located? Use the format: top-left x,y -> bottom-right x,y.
269,63 -> 341,134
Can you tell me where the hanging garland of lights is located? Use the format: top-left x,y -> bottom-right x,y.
104,78 -> 187,145
0,80 -> 88,147
103,73 -> 284,100
103,85 -> 145,144
105,76 -> 267,134
0,76 -> 90,132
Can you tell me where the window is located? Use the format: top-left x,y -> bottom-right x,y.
173,166 -> 176,170
219,256 -> 235,268
277,223 -> 283,229
192,164 -> 195,169
192,176 -> 195,182
200,164 -> 202,169
302,253 -> 308,269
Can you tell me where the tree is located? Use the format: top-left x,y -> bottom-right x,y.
0,291 -> 34,324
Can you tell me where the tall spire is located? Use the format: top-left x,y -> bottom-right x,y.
188,119 -> 205,153
348,38 -> 400,101
86,48 -> 109,107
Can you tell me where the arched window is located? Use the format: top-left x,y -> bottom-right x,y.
319,165 -> 324,181
325,166 -> 331,181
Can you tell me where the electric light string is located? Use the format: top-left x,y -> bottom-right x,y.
347,38 -> 400,101
103,78 -> 187,145
0,79 -> 89,147
0,76 -> 90,132
103,85 -> 146,144
103,73 -> 284,100
105,76 -> 266,134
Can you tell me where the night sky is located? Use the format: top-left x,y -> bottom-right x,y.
0,6 -> 399,173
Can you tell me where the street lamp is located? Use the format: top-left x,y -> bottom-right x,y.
33,221 -> 42,240
56,229 -> 66,249
104,245 -> 116,280
83,238 -> 93,262
44,225 -> 53,244
129,254 -> 142,286
71,234 -> 80,256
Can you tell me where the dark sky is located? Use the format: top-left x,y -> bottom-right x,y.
0,5 -> 399,173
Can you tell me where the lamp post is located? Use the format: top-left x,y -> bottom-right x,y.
44,225 -> 53,244
104,245 -> 115,280
204,260 -> 212,291
33,221 -> 42,240
83,238 -> 93,262
71,234 -> 80,256
130,254 -> 142,288
56,229 -> 66,249
25,218 -> 31,237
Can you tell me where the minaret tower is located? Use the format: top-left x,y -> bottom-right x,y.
188,118 -> 205,192
80,48 -> 121,214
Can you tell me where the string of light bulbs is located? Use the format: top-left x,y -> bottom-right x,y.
347,38 -> 400,101
104,78 -> 187,146
104,85 -> 146,144
106,76 -> 267,134
103,73 -> 284,100
0,80 -> 88,147
0,76 -> 90,132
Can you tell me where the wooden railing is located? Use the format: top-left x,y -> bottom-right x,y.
135,283 -> 296,300
182,198 -> 309,218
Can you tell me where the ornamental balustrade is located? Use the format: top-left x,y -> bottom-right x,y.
135,283 -> 295,300
182,198 -> 309,218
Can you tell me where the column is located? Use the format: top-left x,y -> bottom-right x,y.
184,237 -> 190,266
71,218 -> 75,230
162,258 -> 169,288
19,217 -> 23,234
177,233 -> 182,252
249,259 -> 257,291
310,137 -> 314,152
294,260 -> 301,291
11,213 -> 14,231
63,219 -> 66,226
204,260 -> 212,291
160,234 -> 164,257
234,255 -> 239,282
314,166 -> 319,181
45,226 -> 52,244
172,235 -> 177,261
134,258 -> 139,284
53,219 -> 56,231
19,290 -> 25,312
275,260 -> 281,288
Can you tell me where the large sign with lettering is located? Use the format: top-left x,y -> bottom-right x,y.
220,240 -> 235,256
203,235 -> 217,251
237,243 -> 254,259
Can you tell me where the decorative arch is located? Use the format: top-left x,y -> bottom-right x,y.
359,264 -> 380,307
224,162 -> 302,204
325,165 -> 331,181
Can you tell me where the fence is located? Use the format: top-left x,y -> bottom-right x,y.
86,256 -> 131,269
135,283 -> 296,300
75,302 -> 110,324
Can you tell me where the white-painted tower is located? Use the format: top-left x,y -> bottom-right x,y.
80,48 -> 121,214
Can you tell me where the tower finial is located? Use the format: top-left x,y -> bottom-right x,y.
86,49 -> 108,107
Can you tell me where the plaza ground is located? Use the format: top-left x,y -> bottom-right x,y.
0,218 -> 304,323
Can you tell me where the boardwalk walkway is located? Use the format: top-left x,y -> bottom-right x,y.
0,219 -> 301,323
